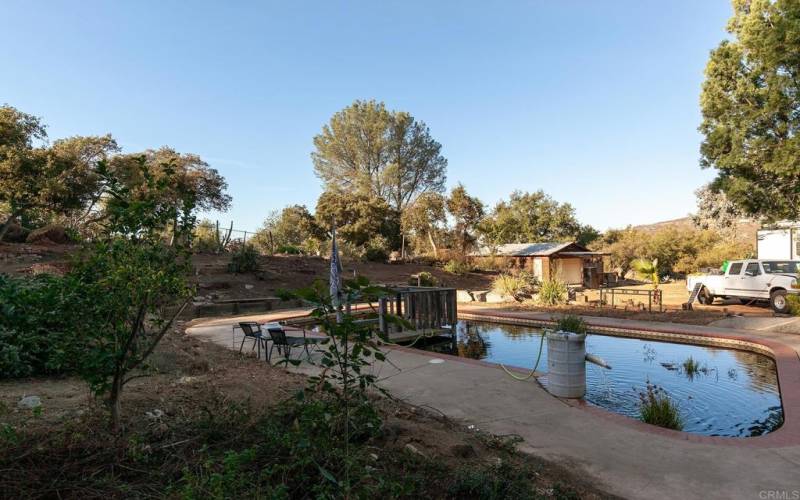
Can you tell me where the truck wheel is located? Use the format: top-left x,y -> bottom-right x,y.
697,289 -> 714,305
770,290 -> 790,314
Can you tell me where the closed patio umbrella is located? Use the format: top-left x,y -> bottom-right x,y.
329,224 -> 343,322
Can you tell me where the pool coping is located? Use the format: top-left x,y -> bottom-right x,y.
455,310 -> 800,448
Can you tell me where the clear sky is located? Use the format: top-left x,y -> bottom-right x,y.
1,1 -> 732,232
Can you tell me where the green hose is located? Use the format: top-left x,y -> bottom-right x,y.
376,329 -> 437,348
499,329 -> 547,381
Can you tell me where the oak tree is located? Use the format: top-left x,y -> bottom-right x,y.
312,100 -> 447,213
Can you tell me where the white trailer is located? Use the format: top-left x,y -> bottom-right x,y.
757,225 -> 800,260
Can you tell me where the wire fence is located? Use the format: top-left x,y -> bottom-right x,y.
227,228 -> 257,246
195,221 -> 297,255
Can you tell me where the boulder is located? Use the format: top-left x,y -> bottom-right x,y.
0,222 -> 29,243
145,409 -> 164,420
26,225 -> 71,245
485,291 -> 513,303
30,263 -> 65,276
17,395 -> 42,410
456,290 -> 475,303
404,443 -> 426,458
450,443 -> 476,458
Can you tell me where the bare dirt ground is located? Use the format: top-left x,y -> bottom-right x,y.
0,242 -> 495,299
0,326 -> 613,499
465,281 -> 774,326
0,241 -> 77,276
192,252 -> 495,300
574,281 -> 775,324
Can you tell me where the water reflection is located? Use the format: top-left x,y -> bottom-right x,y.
732,350 -> 779,391
419,321 -> 783,437
455,323 -> 490,360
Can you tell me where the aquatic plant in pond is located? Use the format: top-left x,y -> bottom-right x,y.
642,344 -> 657,363
682,356 -> 710,380
638,382 -> 683,430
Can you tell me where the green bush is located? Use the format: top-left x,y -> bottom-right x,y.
410,271 -> 439,287
638,382 -> 683,430
786,294 -> 800,316
411,254 -> 440,267
443,259 -> 472,275
363,236 -> 390,262
0,274 -> 83,378
177,395 -> 390,499
191,219 -> 218,252
471,255 -> 511,272
537,278 -> 567,306
601,226 -> 755,278
275,244 -> 301,254
491,273 -> 535,301
364,246 -> 389,262
300,237 -> 325,256
227,244 -> 261,273
449,461 -> 542,499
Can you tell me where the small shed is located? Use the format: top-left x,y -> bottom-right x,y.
471,242 -> 607,288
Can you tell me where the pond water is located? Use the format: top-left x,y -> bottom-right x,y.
419,321 -> 783,437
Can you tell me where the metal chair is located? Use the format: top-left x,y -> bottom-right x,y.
266,323 -> 315,362
238,322 -> 268,360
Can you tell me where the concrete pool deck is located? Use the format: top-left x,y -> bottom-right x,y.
187,307 -> 800,499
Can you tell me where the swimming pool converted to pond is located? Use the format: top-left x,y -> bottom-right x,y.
417,320 -> 783,438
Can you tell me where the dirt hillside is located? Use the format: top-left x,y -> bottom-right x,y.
0,243 -> 496,302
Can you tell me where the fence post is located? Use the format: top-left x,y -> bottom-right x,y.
450,289 -> 458,353
611,289 -> 615,308
378,297 -> 388,337
648,291 -> 652,312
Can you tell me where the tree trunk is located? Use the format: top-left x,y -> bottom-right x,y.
0,209 -> 21,242
169,213 -> 179,247
427,231 -> 438,258
109,372 -> 123,433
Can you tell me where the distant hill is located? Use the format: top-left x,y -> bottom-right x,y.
633,217 -> 695,233
632,216 -> 759,243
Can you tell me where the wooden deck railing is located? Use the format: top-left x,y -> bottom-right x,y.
377,287 -> 457,336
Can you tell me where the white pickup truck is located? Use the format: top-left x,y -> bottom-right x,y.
687,259 -> 800,313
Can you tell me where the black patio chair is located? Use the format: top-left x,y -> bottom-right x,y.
238,322 -> 268,361
266,323 -> 316,362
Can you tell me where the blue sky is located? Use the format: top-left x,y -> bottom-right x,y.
2,1 -> 732,232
